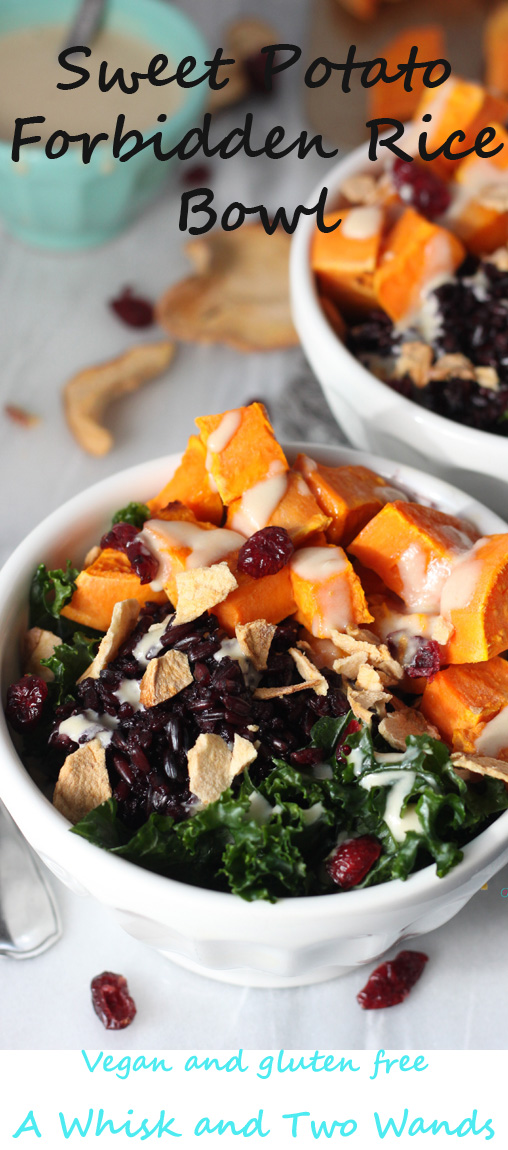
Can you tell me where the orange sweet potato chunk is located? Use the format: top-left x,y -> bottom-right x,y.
289,545 -> 373,638
421,657 -> 508,757
211,558 -> 296,634
485,4 -> 508,98
295,455 -> 403,546
196,403 -> 288,505
442,534 -> 508,663
374,209 -> 465,323
336,0 -> 378,18
226,470 -> 331,545
415,80 -> 508,178
368,26 -> 446,123
312,209 -> 384,316
61,550 -> 166,633
451,124 -> 508,255
147,435 -> 223,524
348,501 -> 479,612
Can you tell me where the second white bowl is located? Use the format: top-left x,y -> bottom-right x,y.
290,144 -> 508,518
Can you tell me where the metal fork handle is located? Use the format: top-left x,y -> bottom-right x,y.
0,804 -> 61,960
63,0 -> 106,52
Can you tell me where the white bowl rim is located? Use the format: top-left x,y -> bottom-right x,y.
291,137 -> 508,458
0,441 -> 507,924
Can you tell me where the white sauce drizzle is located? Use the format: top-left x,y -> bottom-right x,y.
114,678 -> 141,710
313,763 -> 334,780
360,770 -> 420,842
205,410 -> 242,476
397,524 -> 476,614
301,802 -> 325,825
132,620 -> 170,668
341,206 -> 383,241
230,464 -> 288,537
248,791 -> 275,825
58,709 -> 119,749
290,546 -> 348,583
475,705 -> 508,758
440,538 -> 487,618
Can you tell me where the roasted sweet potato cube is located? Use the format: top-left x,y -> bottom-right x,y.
348,501 -> 479,614
415,79 -> 508,178
374,209 -> 465,323
295,454 -> 405,546
421,657 -> 508,758
368,26 -> 445,123
312,209 -> 384,317
61,550 -> 166,633
147,435 -> 223,524
289,545 -> 373,638
441,534 -> 508,663
195,403 -> 288,505
211,557 -> 296,634
226,470 -> 331,545
336,0 -> 378,18
451,124 -> 508,255
485,4 -> 508,98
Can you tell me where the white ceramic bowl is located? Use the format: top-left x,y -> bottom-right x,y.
290,143 -> 508,519
1,444 -> 508,988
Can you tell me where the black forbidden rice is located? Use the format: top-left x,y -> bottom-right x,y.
347,255 -> 508,436
49,601 -> 349,830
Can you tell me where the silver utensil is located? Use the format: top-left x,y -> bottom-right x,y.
0,803 -> 61,959
63,0 -> 106,52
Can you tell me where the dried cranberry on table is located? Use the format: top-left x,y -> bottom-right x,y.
109,287 -> 154,329
392,158 -> 451,220
237,526 -> 294,579
91,971 -> 137,1030
181,164 -> 212,187
357,950 -> 428,1010
6,676 -> 48,733
327,835 -> 382,890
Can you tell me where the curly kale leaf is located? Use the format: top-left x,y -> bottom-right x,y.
112,502 -> 150,528
29,561 -> 79,630
41,632 -> 99,703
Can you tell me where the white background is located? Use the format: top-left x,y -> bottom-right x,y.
1,0 -> 508,1050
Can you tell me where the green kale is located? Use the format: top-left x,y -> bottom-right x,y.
41,631 -> 99,703
30,561 -> 80,632
112,502 -> 150,528
69,720 -> 508,902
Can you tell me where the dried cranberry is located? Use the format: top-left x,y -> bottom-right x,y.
100,523 -> 139,552
327,835 -> 382,890
110,287 -> 154,328
181,164 -> 212,186
6,675 -> 48,732
91,971 -> 137,1030
405,637 -> 441,681
392,158 -> 451,220
99,523 -> 157,585
244,51 -> 271,93
237,526 -> 294,579
125,538 -> 159,585
357,950 -> 428,1009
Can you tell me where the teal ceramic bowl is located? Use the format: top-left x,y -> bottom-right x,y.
0,0 -> 208,249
